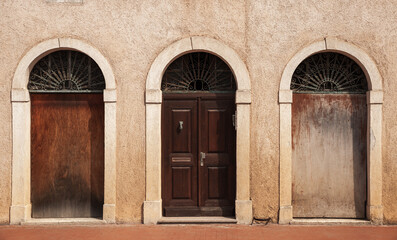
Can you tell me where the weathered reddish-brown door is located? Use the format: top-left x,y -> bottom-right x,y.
31,94 -> 104,218
162,94 -> 236,216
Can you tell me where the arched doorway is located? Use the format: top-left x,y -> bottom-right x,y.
278,38 -> 383,224
161,52 -> 236,217
29,50 -> 105,218
11,38 -> 116,224
290,52 -> 368,218
144,36 -> 252,224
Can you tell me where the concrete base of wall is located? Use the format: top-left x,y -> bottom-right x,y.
235,200 -> 253,224
278,205 -> 293,224
10,204 -> 31,225
143,200 -> 162,224
103,204 -> 116,223
368,205 -> 383,225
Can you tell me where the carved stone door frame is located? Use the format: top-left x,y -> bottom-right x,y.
144,37 -> 252,224
10,38 -> 117,224
279,38 -> 383,224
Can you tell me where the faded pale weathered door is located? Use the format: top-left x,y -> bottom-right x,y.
292,94 -> 367,218
162,94 -> 236,216
31,94 -> 104,218
290,52 -> 368,218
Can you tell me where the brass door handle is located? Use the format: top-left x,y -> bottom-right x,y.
200,152 -> 206,167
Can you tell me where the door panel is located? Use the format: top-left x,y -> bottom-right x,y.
31,94 -> 104,218
172,110 -> 192,153
292,94 -> 367,218
208,110 -> 226,153
162,100 -> 198,212
162,94 -> 235,216
172,167 -> 192,199
199,99 -> 235,210
208,167 -> 228,199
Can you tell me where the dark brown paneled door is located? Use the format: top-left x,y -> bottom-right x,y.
31,94 -> 104,218
162,94 -> 236,217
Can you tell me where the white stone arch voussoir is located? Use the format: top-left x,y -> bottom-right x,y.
278,37 -> 383,224
144,36 -> 252,224
11,38 -> 117,224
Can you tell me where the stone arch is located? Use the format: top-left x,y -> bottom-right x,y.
144,36 -> 252,224
278,37 -> 383,224
10,38 -> 117,224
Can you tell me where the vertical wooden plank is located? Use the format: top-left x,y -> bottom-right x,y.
31,94 -> 104,218
292,94 -> 367,218
88,94 -> 104,217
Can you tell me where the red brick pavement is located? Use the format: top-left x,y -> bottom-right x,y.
0,224 -> 397,240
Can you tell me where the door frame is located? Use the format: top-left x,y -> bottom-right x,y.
144,37 -> 252,224
278,38 -> 383,224
10,38 -> 117,224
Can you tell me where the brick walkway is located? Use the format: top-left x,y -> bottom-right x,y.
1,224 -> 397,240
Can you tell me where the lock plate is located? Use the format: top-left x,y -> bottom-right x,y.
200,152 -> 206,167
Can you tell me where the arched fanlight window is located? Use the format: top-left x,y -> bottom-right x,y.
28,50 -> 105,92
291,52 -> 368,93
161,52 -> 236,92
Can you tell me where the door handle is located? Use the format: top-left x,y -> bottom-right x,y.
200,152 -> 206,167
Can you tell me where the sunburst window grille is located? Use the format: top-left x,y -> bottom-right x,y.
291,53 -> 368,93
161,52 -> 236,92
28,50 -> 105,93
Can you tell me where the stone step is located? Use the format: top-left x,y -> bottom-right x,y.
291,219 -> 372,225
21,218 -> 106,225
158,217 -> 237,224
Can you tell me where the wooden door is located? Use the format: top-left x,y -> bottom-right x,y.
198,98 -> 236,216
292,94 -> 367,218
162,98 -> 198,216
162,94 -> 235,216
31,94 -> 104,218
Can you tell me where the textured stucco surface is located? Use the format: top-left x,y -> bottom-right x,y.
1,0 -> 397,224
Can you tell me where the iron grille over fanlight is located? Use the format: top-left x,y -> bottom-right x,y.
291,53 -> 368,93
162,52 -> 236,92
28,50 -> 105,92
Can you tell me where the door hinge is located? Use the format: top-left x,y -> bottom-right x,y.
232,111 -> 237,130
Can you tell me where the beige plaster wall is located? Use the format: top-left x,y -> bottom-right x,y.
1,0 -> 397,224
0,24 -> 12,224
0,0 -> 246,223
246,0 -> 397,223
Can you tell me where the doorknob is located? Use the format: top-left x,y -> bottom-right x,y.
200,152 -> 206,167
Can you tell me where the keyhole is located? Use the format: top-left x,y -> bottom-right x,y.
179,121 -> 183,130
